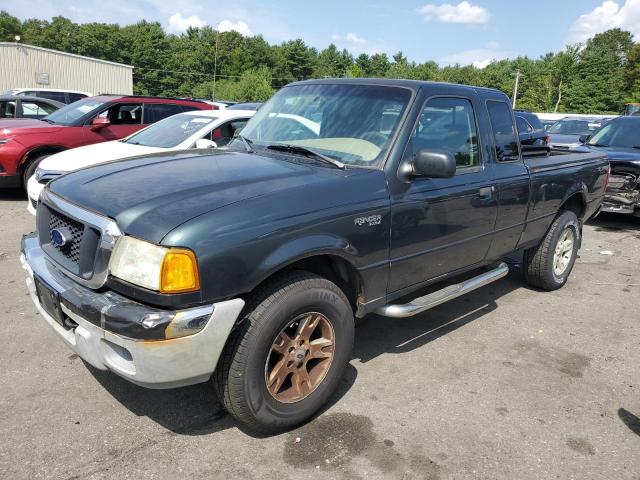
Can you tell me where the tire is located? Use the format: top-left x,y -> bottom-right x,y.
523,210 -> 580,291
213,270 -> 354,433
21,154 -> 50,190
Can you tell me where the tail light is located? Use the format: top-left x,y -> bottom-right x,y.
545,134 -> 550,145
604,165 -> 611,191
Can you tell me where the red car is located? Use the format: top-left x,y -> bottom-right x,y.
0,95 -> 215,189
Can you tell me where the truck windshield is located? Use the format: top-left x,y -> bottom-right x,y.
124,114 -> 218,148
233,84 -> 412,167
587,119 -> 640,148
43,97 -> 107,125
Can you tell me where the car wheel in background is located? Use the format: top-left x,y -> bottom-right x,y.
21,154 -> 50,190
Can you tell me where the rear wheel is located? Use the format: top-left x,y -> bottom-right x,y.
523,210 -> 580,290
213,271 -> 354,433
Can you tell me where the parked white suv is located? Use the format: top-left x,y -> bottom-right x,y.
3,88 -> 92,104
27,109 -> 255,215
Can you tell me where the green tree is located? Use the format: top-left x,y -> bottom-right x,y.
0,10 -> 21,41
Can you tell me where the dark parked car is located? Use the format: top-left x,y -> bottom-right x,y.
514,110 -> 548,146
22,79 -> 608,433
584,116 -> 640,215
0,95 -> 64,120
548,117 -> 603,152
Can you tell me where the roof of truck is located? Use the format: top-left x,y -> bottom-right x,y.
289,77 -> 506,96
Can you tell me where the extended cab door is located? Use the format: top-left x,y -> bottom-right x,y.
485,99 -> 531,259
388,93 -> 498,293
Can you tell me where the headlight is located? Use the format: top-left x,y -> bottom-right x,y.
109,236 -> 200,293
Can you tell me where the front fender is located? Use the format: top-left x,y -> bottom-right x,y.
256,234 -> 359,283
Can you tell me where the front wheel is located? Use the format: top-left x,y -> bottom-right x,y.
213,271 -> 354,433
523,210 -> 580,290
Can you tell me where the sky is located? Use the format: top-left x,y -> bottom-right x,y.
3,0 -> 640,67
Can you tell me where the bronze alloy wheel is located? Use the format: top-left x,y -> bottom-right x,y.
265,312 -> 335,403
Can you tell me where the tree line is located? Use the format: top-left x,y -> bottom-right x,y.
1,11 -> 639,113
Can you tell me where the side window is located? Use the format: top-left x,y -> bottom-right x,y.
0,101 -> 17,118
410,97 -> 480,169
21,101 -> 57,119
37,91 -> 67,103
487,101 -> 520,161
515,116 -> 532,134
144,104 -> 185,124
68,93 -> 87,104
99,103 -> 143,125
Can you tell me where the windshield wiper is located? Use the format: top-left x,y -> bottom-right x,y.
234,133 -> 254,153
589,143 -> 609,147
266,144 -> 345,169
40,118 -> 55,124
633,145 -> 640,150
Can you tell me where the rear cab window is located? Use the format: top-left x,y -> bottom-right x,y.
487,101 -> 520,161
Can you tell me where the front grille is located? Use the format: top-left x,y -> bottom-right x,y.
36,191 -> 120,288
48,209 -> 85,264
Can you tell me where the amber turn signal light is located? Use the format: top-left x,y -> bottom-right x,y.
160,248 -> 200,293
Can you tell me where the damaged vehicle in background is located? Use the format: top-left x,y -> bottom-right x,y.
584,116 -> 640,216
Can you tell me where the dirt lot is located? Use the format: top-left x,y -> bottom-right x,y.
0,189 -> 639,480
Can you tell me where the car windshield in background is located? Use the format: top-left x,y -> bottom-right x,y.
550,119 -> 599,135
234,83 -> 412,167
124,114 -> 217,148
587,119 -> 640,148
43,98 -> 106,125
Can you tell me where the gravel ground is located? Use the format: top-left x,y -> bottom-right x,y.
0,189 -> 639,480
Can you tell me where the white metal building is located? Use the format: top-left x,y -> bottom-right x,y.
0,42 -> 133,95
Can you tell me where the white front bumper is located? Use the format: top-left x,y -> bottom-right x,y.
21,249 -> 245,389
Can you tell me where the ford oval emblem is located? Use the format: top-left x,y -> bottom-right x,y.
51,228 -> 68,247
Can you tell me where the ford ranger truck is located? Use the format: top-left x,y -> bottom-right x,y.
21,79 -> 609,433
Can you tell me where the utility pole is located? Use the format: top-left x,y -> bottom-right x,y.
512,69 -> 521,109
212,29 -> 219,101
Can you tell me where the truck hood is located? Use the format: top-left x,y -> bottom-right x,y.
39,140 -> 164,172
0,118 -> 65,135
48,149 -> 374,242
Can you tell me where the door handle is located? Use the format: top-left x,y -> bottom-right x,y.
478,186 -> 494,199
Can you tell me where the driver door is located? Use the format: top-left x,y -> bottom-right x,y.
388,95 -> 498,292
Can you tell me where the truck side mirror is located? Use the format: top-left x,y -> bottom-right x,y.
412,149 -> 456,178
579,134 -> 590,144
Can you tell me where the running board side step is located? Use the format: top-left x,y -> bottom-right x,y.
375,262 -> 509,318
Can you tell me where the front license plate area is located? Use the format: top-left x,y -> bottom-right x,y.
34,276 -> 65,326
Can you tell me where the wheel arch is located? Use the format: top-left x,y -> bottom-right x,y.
19,145 -> 67,180
559,188 -> 587,221
246,244 -> 365,314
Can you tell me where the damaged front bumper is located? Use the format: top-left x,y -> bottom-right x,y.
602,172 -> 640,215
21,233 -> 245,389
